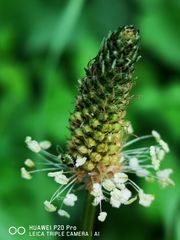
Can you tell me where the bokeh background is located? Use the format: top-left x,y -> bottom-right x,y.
0,0 -> 180,239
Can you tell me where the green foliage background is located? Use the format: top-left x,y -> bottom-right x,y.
0,0 -> 180,239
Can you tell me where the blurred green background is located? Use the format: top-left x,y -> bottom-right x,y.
0,0 -> 180,239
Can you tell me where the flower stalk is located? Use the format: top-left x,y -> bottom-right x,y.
81,193 -> 96,239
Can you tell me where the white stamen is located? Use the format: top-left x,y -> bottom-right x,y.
129,157 -> 139,170
123,135 -> 152,148
126,122 -> 134,134
48,171 -> 63,177
98,212 -> 107,222
157,148 -> 165,161
40,140 -> 51,150
136,168 -> 150,177
58,209 -> 70,218
113,172 -> 128,185
102,179 -> 116,191
50,178 -> 76,203
110,191 -> 121,208
152,159 -> 160,170
25,136 -> 41,153
110,188 -> 131,207
24,159 -> 35,168
44,200 -> 57,212
139,191 -> 154,207
75,156 -> 87,167
152,130 -> 161,142
119,188 -> 132,204
92,195 -> 104,206
55,174 -> 69,185
91,183 -> 103,197
150,146 -> 156,156
150,146 -> 160,170
159,140 -> 169,153
21,167 -> 32,180
48,171 -> 69,185
63,193 -> 77,207
120,156 -> 125,163
156,169 -> 174,187
25,136 -> 31,143
123,195 -> 137,205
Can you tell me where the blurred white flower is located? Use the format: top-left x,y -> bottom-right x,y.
136,168 -> 150,177
39,140 -> 51,150
102,179 -> 115,191
139,191 -> 154,207
119,188 -> 132,204
120,156 -> 125,163
58,209 -> 70,218
157,148 -> 165,161
110,188 -> 131,207
24,159 -> 35,168
25,136 -> 41,153
44,200 -> 57,212
48,171 -> 69,185
126,122 -> 133,134
150,146 -> 156,158
64,193 -> 77,207
98,212 -> 107,222
48,171 -> 62,177
129,157 -> 139,170
75,156 -> 87,167
55,173 -> 69,185
159,140 -> 169,153
113,172 -> 128,184
21,167 -> 32,180
91,183 -> 103,197
25,136 -> 31,143
152,130 -> 161,142
92,195 -> 104,206
110,188 -> 122,208
156,169 -> 174,187
110,198 -> 121,208
150,146 -> 160,170
110,187 -> 131,207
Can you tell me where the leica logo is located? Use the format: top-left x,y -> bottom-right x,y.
8,226 -> 26,235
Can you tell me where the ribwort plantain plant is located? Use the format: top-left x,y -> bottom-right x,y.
21,26 -> 174,229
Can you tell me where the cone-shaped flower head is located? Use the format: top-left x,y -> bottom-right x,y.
68,26 -> 140,184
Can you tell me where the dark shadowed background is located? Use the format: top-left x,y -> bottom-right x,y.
0,0 -> 180,239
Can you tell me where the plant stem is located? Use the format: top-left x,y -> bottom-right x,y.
81,193 -> 96,239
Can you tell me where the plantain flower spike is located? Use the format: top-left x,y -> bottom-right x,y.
22,26 -> 174,222
68,26 -> 140,172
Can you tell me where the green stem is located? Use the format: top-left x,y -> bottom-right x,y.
81,193 -> 96,239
